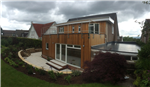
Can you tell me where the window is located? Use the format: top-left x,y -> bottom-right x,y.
72,26 -> 74,33
89,23 -> 99,34
95,24 -> 99,34
59,27 -> 64,33
55,44 -> 81,67
112,26 -> 114,34
46,43 -> 49,50
78,26 -> 81,33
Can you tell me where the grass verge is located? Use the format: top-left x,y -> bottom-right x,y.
1,57 -> 122,87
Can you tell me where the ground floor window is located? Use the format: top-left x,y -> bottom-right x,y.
67,48 -> 81,67
55,44 -> 81,67
46,43 -> 49,50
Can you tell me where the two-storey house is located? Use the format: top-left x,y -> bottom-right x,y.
42,13 -> 120,69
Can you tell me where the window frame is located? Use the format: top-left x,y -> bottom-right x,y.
46,43 -> 49,50
112,26 -> 114,34
78,25 -> 81,33
59,27 -> 64,33
72,26 -> 74,33
88,23 -> 99,34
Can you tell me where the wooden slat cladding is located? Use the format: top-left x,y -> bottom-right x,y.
100,22 -> 106,34
42,34 -> 92,68
58,23 -> 89,34
90,34 -> 105,46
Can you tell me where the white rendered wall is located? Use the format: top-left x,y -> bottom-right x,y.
45,23 -> 57,34
27,25 -> 39,39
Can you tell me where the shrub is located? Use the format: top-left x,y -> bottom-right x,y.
138,43 -> 150,59
64,75 -> 71,84
135,58 -> 150,70
134,70 -> 150,87
71,70 -> 82,77
82,51 -> 127,84
47,57 -> 51,61
38,67 -> 46,75
34,67 -> 40,72
55,72 -> 63,77
26,65 -> 33,75
48,71 -> 57,80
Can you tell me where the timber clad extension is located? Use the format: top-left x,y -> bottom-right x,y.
42,13 -> 120,69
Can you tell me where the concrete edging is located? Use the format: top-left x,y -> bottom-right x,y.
18,50 -> 72,74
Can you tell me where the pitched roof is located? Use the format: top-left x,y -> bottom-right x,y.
32,22 -> 55,37
67,13 -> 117,22
3,30 -> 16,34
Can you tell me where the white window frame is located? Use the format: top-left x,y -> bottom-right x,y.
78,26 -> 81,33
55,43 -> 81,68
88,23 -> 99,34
46,43 -> 48,50
72,26 -> 74,33
112,26 -> 114,34
59,27 -> 64,33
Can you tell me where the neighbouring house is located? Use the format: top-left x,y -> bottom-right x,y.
27,21 -> 56,40
42,13 -> 122,69
2,29 -> 29,37
141,19 -> 150,43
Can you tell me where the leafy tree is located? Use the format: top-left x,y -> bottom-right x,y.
142,0 -> 150,4
123,36 -> 139,42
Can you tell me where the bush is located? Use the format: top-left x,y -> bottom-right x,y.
71,70 -> 82,77
26,65 -> 33,74
82,51 -> 127,84
38,67 -> 46,75
138,43 -> 150,59
48,71 -> 57,80
64,75 -> 71,83
47,57 -> 51,61
134,43 -> 150,87
134,70 -> 150,87
55,72 -> 63,77
1,36 -> 42,49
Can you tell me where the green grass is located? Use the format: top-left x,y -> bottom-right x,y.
1,58 -> 122,87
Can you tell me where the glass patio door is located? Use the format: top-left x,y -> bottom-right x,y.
61,45 -> 66,62
56,44 -> 66,62
56,44 -> 60,60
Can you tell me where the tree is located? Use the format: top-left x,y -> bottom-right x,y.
142,0 -> 150,4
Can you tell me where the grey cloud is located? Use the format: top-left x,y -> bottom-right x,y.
2,1 -> 56,13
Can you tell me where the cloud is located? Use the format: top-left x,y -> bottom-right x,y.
1,1 -> 150,36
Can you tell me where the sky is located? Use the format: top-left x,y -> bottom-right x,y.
1,0 -> 150,37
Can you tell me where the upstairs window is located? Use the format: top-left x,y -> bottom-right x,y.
72,26 -> 74,33
59,27 -> 64,33
46,43 -> 49,50
112,26 -> 114,34
89,23 -> 99,34
78,26 -> 81,33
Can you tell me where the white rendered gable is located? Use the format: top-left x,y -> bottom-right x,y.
27,24 -> 39,39
45,23 -> 57,34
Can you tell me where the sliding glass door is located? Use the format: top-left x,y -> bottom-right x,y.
56,44 -> 60,60
55,44 -> 81,67
61,45 -> 66,62
56,44 -> 66,62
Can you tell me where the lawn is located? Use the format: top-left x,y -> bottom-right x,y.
1,60 -> 122,87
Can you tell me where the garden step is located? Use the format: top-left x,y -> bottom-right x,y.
50,60 -> 67,67
46,61 -> 63,71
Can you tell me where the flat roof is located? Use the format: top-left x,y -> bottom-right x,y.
55,16 -> 114,26
91,42 -> 141,54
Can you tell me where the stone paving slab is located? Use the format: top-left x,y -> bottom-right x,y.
24,52 -> 71,72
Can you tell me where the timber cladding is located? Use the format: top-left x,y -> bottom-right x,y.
42,21 -> 107,68
42,34 -> 92,68
57,22 -> 107,34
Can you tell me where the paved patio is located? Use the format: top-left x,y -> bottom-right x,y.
24,52 -> 71,72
